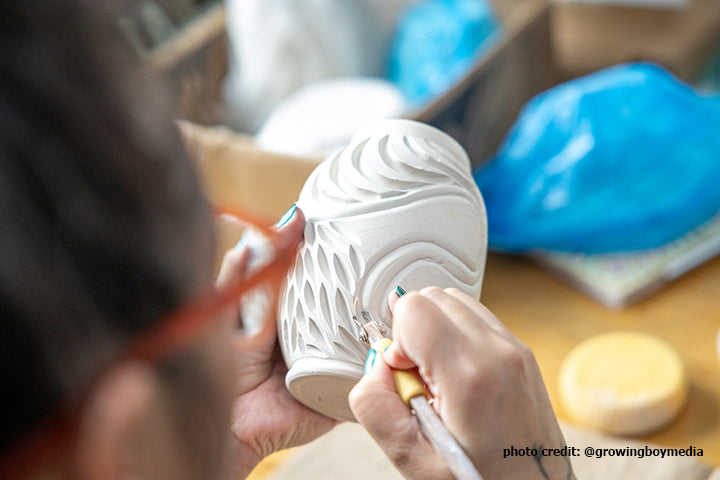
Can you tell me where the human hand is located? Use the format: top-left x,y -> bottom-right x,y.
216,206 -> 338,478
349,287 -> 574,480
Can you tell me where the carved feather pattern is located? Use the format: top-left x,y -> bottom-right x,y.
305,131 -> 483,215
279,219 -> 367,366
278,120 -> 487,378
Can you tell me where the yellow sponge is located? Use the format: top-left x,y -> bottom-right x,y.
558,332 -> 687,436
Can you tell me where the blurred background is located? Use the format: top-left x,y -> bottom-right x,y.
114,0 -> 720,478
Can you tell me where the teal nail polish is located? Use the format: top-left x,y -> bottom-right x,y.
364,347 -> 378,374
395,285 -> 406,297
235,236 -> 247,250
276,204 -> 297,228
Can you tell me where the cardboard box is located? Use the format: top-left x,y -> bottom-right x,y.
179,121 -> 321,220
414,0 -> 559,165
148,2 -> 228,125
179,121 -> 322,268
552,0 -> 720,81
156,0 -> 559,170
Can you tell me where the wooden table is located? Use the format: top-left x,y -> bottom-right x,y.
481,252 -> 720,466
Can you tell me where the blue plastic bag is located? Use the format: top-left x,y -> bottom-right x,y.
388,0 -> 500,105
474,63 -> 720,253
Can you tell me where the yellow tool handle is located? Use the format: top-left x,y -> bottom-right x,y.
360,314 -> 484,480
371,338 -> 426,406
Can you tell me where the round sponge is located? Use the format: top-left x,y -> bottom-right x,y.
558,332 -> 687,436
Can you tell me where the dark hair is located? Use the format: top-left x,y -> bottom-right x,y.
0,1 -> 215,454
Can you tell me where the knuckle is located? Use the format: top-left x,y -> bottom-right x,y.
482,306 -> 502,324
464,361 -> 495,394
497,341 -> 529,376
419,285 -> 443,297
348,380 -> 372,419
516,339 -> 535,362
221,247 -> 244,270
394,292 -> 427,321
388,444 -> 414,470
451,354 -> 495,398
383,429 -> 427,471
443,287 -> 464,297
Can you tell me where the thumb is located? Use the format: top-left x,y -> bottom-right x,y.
237,204 -> 304,345
349,354 -> 449,479
273,204 -> 305,249
228,205 -> 306,340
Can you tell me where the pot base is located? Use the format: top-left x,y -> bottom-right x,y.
285,357 -> 365,422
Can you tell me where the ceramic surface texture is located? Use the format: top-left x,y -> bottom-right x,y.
278,119 -> 488,421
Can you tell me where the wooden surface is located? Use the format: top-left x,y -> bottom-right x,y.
481,252 -> 720,466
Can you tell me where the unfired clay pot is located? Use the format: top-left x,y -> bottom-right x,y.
278,119 -> 487,421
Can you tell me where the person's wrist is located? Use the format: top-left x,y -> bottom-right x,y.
496,448 -> 575,480
220,431 -> 264,480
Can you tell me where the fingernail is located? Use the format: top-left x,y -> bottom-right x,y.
364,347 -> 378,375
235,236 -> 247,250
276,204 -> 297,228
395,285 -> 406,297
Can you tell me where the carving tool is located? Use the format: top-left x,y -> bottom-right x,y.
356,308 -> 485,480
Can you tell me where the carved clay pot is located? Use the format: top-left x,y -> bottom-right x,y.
278,119 -> 487,421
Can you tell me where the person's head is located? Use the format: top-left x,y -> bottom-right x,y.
0,1 -> 235,478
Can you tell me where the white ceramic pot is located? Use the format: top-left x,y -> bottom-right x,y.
278,119 -> 488,421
